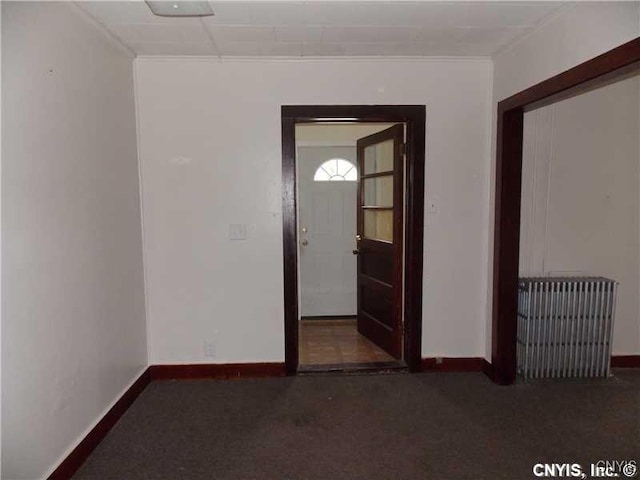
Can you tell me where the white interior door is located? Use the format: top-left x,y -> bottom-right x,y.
298,147 -> 358,317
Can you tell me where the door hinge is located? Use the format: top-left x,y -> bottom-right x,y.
400,143 -> 408,155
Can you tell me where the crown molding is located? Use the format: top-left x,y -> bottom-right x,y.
69,2 -> 136,60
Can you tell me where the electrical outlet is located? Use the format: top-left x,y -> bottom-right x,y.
203,341 -> 216,358
427,197 -> 438,214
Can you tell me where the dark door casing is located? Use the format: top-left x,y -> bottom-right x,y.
281,105 -> 426,374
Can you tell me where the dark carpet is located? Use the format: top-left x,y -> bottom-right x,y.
73,370 -> 640,480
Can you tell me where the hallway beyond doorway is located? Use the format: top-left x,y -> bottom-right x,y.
299,319 -> 396,367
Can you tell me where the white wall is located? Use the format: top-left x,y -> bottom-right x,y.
135,57 -> 493,364
2,3 -> 147,479
487,2 -> 640,359
520,75 -> 640,354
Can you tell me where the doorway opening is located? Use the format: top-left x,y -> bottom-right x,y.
297,123 -> 402,372
282,106 -> 426,375
490,38 -> 640,385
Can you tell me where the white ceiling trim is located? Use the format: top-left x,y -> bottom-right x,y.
134,54 -> 493,62
492,1 -> 577,58
70,1 -> 136,58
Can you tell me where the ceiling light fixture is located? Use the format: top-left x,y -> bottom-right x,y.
145,1 -> 214,17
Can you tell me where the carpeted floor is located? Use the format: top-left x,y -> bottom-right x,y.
73,370 -> 640,480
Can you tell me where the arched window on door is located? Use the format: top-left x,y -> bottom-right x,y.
313,158 -> 357,182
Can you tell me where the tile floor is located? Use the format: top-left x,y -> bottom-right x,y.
298,318 -> 396,365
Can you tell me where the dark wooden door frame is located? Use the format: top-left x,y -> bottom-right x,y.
282,105 -> 426,374
490,37 -> 640,385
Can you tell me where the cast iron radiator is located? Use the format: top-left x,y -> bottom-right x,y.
517,277 -> 618,380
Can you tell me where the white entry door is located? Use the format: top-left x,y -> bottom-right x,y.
298,147 -> 358,317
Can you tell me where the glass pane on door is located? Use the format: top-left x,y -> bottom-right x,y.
364,209 -> 393,242
363,139 -> 394,174
363,175 -> 393,207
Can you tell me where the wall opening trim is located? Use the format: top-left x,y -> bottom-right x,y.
281,105 -> 426,374
490,37 -> 640,385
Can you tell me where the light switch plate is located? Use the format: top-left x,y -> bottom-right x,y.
229,224 -> 247,240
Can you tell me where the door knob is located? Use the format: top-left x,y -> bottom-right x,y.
355,234 -> 362,241
352,249 -> 360,255
301,239 -> 309,246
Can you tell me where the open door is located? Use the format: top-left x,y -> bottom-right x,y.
355,124 -> 404,359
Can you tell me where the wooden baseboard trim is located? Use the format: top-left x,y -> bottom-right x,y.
421,357 -> 484,372
611,355 -> 640,368
47,368 -> 151,480
149,362 -> 287,380
481,359 -> 493,379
